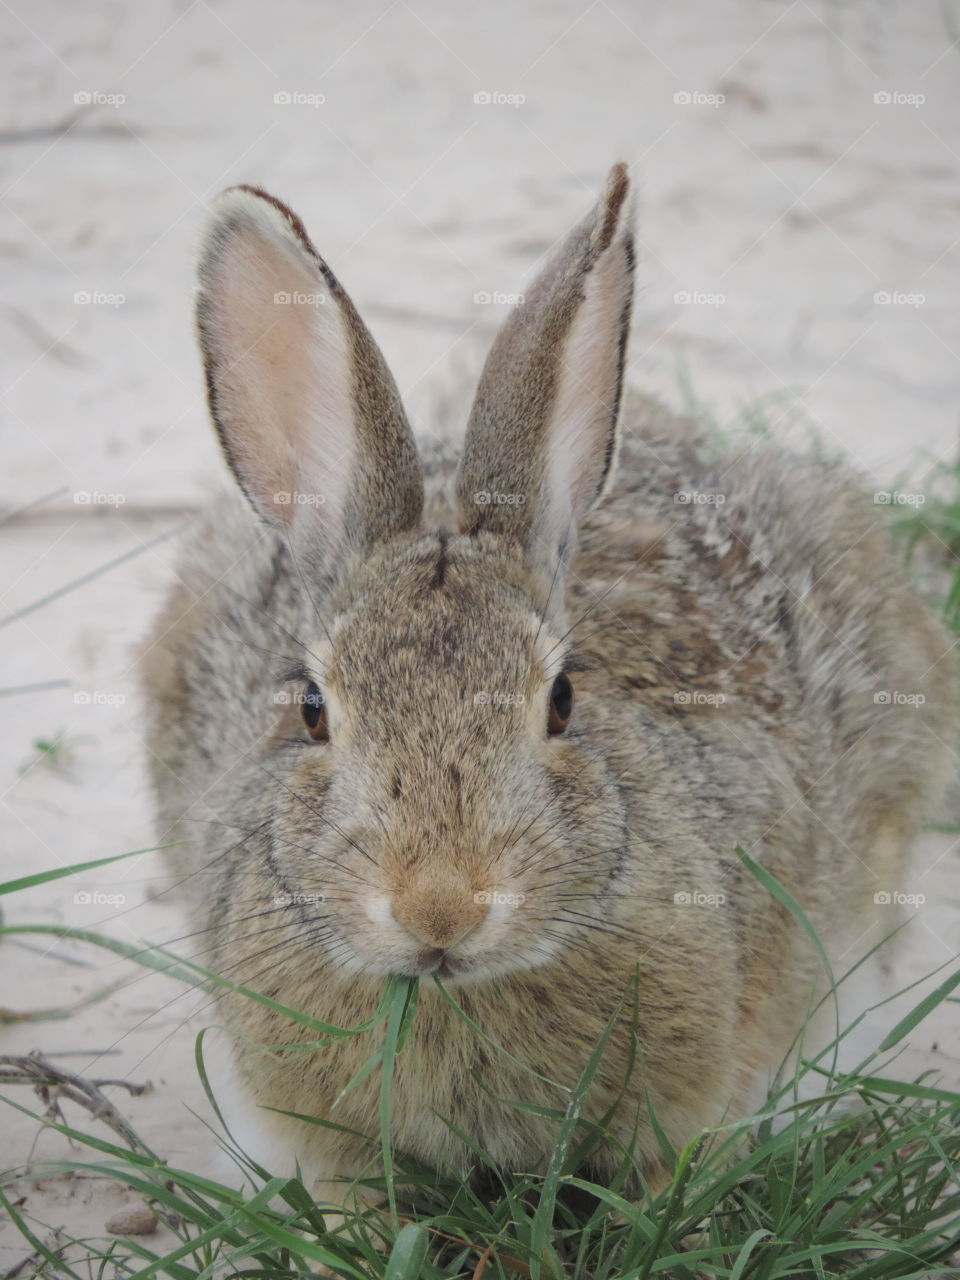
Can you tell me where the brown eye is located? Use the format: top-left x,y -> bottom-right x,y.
302,681 -> 328,742
547,672 -> 573,735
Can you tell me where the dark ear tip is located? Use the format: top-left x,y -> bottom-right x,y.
210,184 -> 319,261
595,162 -> 632,252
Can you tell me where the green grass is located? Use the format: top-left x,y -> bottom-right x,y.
1,852 -> 958,1280
17,728 -> 72,776
884,451 -> 960,632
672,357 -> 843,464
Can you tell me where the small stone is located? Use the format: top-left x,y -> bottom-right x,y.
105,1206 -> 158,1236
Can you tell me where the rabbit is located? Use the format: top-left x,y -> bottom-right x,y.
140,163 -> 957,1212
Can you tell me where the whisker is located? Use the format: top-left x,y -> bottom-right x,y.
193,561 -> 328,671
281,534 -> 336,650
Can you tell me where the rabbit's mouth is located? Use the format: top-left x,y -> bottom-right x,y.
411,947 -> 467,980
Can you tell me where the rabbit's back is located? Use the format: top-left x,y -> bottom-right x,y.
567,392 -> 955,942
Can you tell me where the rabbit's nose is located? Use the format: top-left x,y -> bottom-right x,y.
390,883 -> 489,951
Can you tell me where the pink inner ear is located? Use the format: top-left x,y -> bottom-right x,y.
543,233 -> 632,547
200,204 -> 355,544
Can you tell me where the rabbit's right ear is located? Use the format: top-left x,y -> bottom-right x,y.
455,164 -> 633,574
196,186 -> 423,564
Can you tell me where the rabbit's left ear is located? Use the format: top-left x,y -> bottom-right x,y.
456,164 -> 634,568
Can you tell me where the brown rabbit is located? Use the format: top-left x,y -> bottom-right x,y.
141,164 -> 957,1210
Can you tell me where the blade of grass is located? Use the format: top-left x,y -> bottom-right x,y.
0,848 -> 168,896
0,924 -> 392,1040
878,966 -> 960,1051
529,995 -> 624,1280
382,1222 -> 429,1280
377,976 -> 418,1230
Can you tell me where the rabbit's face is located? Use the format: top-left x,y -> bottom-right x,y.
269,532 -> 627,984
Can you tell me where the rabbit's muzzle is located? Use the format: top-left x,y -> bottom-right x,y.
375,859 -> 493,977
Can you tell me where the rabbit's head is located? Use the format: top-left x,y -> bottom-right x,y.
197,166 -> 635,983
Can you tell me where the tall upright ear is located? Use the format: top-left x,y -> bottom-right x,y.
196,185 -> 423,563
455,163 -> 634,568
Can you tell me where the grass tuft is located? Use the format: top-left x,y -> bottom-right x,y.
1,854 -> 958,1277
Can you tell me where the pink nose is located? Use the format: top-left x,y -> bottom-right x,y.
390,883 -> 489,950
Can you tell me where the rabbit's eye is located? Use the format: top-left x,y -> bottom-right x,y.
302,682 -> 328,742
547,672 -> 573,735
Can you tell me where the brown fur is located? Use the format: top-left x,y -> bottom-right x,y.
140,168 -> 957,1210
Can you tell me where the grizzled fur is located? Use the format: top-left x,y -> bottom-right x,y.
141,167 -> 957,1208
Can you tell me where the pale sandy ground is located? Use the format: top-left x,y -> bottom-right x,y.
2,0 -> 960,1268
